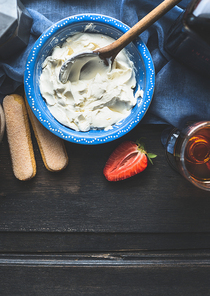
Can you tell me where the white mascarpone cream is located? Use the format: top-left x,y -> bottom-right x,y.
39,33 -> 143,132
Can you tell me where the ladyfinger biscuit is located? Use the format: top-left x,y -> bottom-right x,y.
25,98 -> 68,172
0,104 -> 5,143
3,94 -> 36,181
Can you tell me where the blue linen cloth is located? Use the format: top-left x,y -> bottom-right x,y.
0,0 -> 209,129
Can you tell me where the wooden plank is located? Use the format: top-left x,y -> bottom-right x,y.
1,124 -> 210,234
0,252 -> 210,296
1,232 -> 210,253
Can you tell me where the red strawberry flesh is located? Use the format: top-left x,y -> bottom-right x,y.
103,141 -> 148,181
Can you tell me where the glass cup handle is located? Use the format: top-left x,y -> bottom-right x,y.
161,126 -> 181,173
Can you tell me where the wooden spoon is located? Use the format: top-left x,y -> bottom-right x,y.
59,0 -> 181,83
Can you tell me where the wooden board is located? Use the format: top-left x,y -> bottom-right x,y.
0,124 -> 210,236
1,123 -> 210,294
0,252 -> 210,295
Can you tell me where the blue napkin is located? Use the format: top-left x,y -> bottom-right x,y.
0,0 -> 209,129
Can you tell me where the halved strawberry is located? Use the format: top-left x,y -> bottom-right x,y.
103,139 -> 157,181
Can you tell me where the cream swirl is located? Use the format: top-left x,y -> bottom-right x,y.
39,33 -> 143,131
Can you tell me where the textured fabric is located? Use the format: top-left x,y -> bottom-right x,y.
0,0 -> 209,128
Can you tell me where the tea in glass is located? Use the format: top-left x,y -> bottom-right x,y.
183,127 -> 210,180
165,121 -> 210,191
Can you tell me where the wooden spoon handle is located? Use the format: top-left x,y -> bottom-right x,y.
97,0 -> 181,60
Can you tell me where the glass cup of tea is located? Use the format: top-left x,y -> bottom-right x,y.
163,121 -> 210,191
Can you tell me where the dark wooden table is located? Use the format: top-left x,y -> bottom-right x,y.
1,122 -> 210,295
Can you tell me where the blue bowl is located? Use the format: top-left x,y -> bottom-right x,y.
24,14 -> 155,145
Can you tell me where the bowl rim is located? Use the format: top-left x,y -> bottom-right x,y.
24,13 -> 155,145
